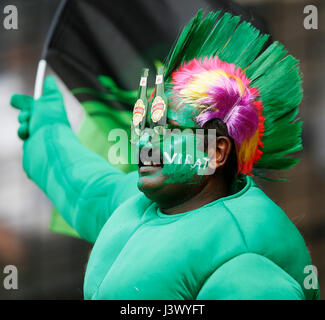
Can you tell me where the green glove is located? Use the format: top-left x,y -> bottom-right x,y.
10,75 -> 70,140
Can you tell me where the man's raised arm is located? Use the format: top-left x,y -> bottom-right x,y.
10,76 -> 139,243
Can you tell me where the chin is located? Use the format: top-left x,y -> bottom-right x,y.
137,175 -> 187,208
137,175 -> 165,196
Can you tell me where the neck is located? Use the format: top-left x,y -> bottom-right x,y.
160,175 -> 230,215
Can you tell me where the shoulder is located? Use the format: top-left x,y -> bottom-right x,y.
221,176 -> 315,299
223,177 -> 308,258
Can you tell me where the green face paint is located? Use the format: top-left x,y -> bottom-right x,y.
160,129 -> 210,185
136,90 -> 215,194
136,124 -> 217,192
137,128 -> 212,192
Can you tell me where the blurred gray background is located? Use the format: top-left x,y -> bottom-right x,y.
0,0 -> 324,299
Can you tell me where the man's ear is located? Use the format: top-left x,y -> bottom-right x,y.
207,136 -> 233,172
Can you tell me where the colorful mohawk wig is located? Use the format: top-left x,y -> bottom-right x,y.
164,10 -> 303,177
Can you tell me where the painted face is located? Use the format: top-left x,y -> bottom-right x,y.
137,97 -> 214,204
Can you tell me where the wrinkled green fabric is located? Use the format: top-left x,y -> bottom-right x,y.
11,76 -> 320,300
50,101 -> 136,238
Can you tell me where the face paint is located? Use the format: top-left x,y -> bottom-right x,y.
137,125 -> 217,192
135,70 -> 215,194
137,129 -> 210,186
160,130 -> 210,185
161,95 -> 216,183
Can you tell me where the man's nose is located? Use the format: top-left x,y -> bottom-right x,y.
138,131 -> 152,149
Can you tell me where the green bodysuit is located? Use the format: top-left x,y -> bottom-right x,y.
22,123 -> 319,300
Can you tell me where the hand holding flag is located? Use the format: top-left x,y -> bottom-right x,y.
10,76 -> 70,141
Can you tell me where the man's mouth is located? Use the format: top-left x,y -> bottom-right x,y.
138,149 -> 164,174
140,160 -> 161,167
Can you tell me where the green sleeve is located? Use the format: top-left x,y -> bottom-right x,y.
23,123 -> 139,244
196,253 -> 305,300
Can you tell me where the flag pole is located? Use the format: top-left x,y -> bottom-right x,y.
33,0 -> 67,100
34,60 -> 47,100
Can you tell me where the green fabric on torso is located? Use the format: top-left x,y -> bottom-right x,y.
83,174 -> 317,300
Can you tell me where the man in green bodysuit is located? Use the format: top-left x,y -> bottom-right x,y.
10,11 -> 320,300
